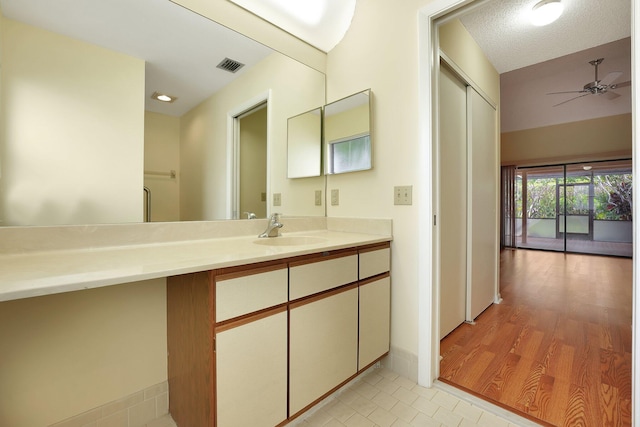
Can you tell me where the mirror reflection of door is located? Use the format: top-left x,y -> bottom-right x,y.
237,103 -> 268,219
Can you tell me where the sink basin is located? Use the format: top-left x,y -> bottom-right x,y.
253,236 -> 328,246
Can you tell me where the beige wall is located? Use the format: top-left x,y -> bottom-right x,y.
0,16 -> 166,427
180,51 -> 325,220
502,113 -> 632,165
325,1 -> 500,374
0,279 -> 168,427
144,111 -> 181,222
1,18 -> 145,226
326,0 -> 424,365
438,19 -> 500,105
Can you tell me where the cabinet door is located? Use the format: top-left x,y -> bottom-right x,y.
359,275 -> 391,369
216,310 -> 288,427
289,287 -> 358,416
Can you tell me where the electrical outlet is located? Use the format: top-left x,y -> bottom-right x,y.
394,186 -> 412,205
273,193 -> 281,206
331,189 -> 339,206
315,190 -> 322,206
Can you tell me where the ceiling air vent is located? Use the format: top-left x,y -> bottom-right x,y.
216,57 -> 245,73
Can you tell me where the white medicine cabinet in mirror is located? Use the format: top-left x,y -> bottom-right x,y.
324,89 -> 372,175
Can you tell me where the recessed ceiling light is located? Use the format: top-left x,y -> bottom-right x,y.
530,0 -> 564,26
151,92 -> 177,103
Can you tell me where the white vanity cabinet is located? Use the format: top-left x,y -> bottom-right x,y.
214,265 -> 289,427
166,242 -> 391,427
288,250 -> 359,416
167,262 -> 289,427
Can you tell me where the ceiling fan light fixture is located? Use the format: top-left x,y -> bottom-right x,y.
530,0 -> 564,26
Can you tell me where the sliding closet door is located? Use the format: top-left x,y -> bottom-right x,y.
438,64 -> 468,338
466,87 -> 498,321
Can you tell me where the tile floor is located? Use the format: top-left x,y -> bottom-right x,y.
161,367 -> 541,427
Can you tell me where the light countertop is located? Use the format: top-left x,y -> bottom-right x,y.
0,218 -> 392,302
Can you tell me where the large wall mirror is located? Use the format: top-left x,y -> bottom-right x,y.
324,89 -> 372,175
0,0 -> 326,226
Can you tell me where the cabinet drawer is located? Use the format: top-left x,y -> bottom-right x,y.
215,265 -> 288,322
290,253 -> 357,300
359,246 -> 390,279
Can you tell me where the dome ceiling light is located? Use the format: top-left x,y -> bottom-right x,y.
229,0 -> 356,52
530,0 -> 564,26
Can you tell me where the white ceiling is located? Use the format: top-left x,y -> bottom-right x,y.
0,0 -> 273,116
459,0 -> 631,74
458,0 -> 632,132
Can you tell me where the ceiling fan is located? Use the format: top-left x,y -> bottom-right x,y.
547,58 -> 631,107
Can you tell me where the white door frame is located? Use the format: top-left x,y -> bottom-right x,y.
226,90 -> 272,219
417,1 -> 639,424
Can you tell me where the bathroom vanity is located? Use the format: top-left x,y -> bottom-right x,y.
166,241 -> 391,427
0,217 -> 391,427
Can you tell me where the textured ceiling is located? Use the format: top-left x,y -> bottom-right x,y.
458,0 -> 632,133
459,0 -> 631,74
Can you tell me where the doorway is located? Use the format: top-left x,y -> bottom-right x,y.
510,159 -> 632,257
417,0 -> 637,425
229,93 -> 270,220
237,103 -> 268,219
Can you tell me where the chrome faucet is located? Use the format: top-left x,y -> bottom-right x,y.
259,213 -> 283,238
244,212 -> 257,219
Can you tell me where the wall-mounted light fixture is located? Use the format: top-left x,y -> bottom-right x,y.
151,92 -> 178,103
530,0 -> 564,26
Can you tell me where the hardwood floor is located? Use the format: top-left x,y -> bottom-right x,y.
439,249 -> 633,426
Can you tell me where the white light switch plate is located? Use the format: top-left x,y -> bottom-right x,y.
331,189 -> 339,206
394,186 -> 412,205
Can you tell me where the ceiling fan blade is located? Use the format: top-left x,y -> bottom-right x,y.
547,90 -> 587,95
600,71 -> 623,86
601,91 -> 621,100
553,93 -> 590,107
610,80 -> 631,89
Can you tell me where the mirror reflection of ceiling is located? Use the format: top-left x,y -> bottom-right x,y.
459,0 -> 630,74
229,0 -> 356,52
0,0 -> 273,116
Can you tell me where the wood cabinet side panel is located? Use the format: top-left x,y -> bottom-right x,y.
167,272 -> 214,427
